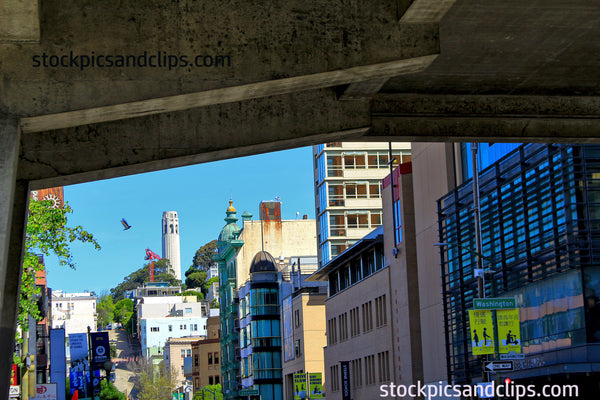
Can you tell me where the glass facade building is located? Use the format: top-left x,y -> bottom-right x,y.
239,251 -> 288,400
438,144 -> 600,390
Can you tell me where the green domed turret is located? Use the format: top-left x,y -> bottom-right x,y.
217,200 -> 241,249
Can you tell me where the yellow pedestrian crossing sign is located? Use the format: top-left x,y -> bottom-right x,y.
468,310 -> 495,355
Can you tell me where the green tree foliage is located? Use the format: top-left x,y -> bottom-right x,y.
17,199 -> 100,363
136,362 -> 176,400
192,240 -> 217,270
100,379 -> 127,400
193,384 -> 223,400
177,290 -> 204,301
185,240 -> 218,296
185,270 -> 208,291
113,298 -> 134,324
97,291 -> 115,329
110,259 -> 179,301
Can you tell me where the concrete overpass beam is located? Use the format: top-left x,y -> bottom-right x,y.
0,0 -> 40,42
0,116 -> 28,398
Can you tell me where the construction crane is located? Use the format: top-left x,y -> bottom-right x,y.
144,248 -> 161,282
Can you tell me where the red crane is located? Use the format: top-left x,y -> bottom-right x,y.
144,248 -> 161,282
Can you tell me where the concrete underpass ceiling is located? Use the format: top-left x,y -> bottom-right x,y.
4,0 -> 600,188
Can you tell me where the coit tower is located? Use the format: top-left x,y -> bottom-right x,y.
162,211 -> 181,281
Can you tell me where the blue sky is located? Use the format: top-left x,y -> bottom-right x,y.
43,146 -> 315,295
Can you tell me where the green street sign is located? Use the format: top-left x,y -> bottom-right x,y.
473,298 -> 516,310
240,389 -> 259,396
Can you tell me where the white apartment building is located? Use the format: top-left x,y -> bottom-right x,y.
313,142 -> 411,266
50,290 -> 97,335
137,298 -> 209,358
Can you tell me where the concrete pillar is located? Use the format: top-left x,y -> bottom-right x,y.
0,117 -> 29,397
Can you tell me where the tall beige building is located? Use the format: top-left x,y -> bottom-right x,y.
307,162 -> 420,399
281,287 -> 327,400
313,142 -> 411,267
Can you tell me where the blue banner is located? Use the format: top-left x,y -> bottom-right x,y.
90,332 -> 110,367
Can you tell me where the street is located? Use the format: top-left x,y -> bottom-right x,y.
109,329 -> 141,399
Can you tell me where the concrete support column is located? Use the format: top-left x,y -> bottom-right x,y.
0,116 -> 29,396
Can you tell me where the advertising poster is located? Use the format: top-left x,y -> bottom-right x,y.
32,384 -> 57,400
294,373 -> 307,400
468,309 -> 495,355
497,309 -> 521,354
308,373 -> 324,399
69,333 -> 89,372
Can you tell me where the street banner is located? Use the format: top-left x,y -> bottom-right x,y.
497,309 -> 521,353
69,333 -> 89,372
49,329 -> 66,400
32,383 -> 57,400
69,370 -> 86,395
341,361 -> 351,400
468,310 -> 495,355
308,373 -> 324,399
90,332 -> 110,367
294,373 -> 307,400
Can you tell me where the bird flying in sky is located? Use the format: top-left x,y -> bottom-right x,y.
121,218 -> 132,230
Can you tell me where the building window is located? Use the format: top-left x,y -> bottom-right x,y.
394,199 -> 402,245
327,155 -> 343,177
294,309 -> 301,328
375,294 -> 387,327
338,312 -> 348,341
350,307 -> 360,337
369,182 -> 381,198
180,349 -> 186,358
344,153 -> 366,169
294,339 -> 302,357
365,355 -> 376,386
209,376 -> 214,385
327,317 -> 337,345
208,353 -> 213,365
168,325 -> 172,332
194,378 -> 199,388
331,365 -> 340,392
214,352 -> 219,364
192,324 -> 198,331
194,355 -> 199,367
328,183 -> 345,207
347,212 -> 369,229
180,324 -> 187,330
185,308 -> 192,314
351,358 -> 363,388
345,182 -> 368,199
150,327 -> 159,332
329,213 -> 346,237
377,351 -> 390,382
215,376 -> 220,384
362,301 -> 373,332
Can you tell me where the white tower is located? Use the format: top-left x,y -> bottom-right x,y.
162,211 -> 181,281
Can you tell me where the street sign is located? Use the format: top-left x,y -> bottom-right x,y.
500,353 -> 525,360
239,389 -> 259,396
485,361 -> 514,372
468,310 -> 495,355
9,386 -> 20,397
473,298 -> 516,310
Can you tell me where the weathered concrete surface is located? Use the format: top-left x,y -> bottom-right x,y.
0,117 -> 28,395
0,0 -> 40,42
